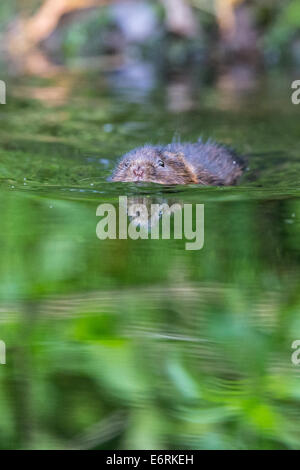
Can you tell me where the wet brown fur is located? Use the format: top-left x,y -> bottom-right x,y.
111,141 -> 244,186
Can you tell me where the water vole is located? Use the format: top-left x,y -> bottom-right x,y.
111,140 -> 244,185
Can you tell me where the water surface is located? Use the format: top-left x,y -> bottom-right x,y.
1,70 -> 300,449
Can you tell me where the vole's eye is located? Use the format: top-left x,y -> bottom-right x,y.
158,160 -> 164,167
124,161 -> 130,168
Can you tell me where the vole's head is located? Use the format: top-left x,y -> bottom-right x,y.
111,146 -> 195,185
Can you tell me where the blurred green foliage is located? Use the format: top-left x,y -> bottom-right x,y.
0,0 -> 300,65
1,188 -> 300,449
265,0 -> 300,59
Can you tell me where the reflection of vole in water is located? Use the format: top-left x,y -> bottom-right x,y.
111,140 -> 245,185
123,196 -> 183,232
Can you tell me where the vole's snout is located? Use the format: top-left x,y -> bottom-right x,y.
132,165 -> 144,179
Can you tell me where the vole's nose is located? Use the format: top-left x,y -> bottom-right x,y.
133,166 -> 144,178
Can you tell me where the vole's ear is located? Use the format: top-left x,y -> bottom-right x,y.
163,151 -> 185,161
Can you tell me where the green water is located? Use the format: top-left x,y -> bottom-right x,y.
1,70 -> 300,450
